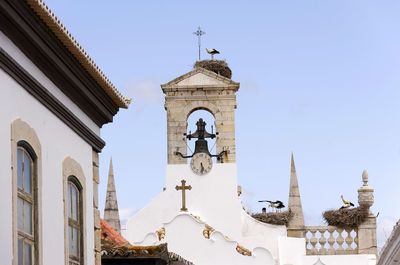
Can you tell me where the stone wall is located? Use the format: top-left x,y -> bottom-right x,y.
161,68 -> 240,164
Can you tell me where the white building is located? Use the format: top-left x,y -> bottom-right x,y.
126,65 -> 378,265
0,1 -> 130,264
377,220 -> 400,265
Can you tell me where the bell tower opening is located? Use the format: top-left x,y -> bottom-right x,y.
161,66 -> 240,164
187,110 -> 217,163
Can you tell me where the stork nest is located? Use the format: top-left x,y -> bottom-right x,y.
322,206 -> 369,228
252,209 -> 293,226
194,60 -> 232,79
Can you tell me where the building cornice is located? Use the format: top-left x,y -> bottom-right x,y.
0,0 -> 128,128
0,48 -> 105,152
26,0 -> 130,109
378,221 -> 400,265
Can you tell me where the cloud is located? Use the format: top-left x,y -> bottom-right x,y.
241,78 -> 260,93
119,207 -> 138,227
240,187 -> 255,214
123,78 -> 163,104
377,216 -> 397,251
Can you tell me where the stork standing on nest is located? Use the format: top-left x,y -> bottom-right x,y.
206,48 -> 220,60
258,200 -> 285,212
340,195 -> 354,209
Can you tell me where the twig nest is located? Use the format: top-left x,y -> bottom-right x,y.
252,210 -> 293,226
194,60 -> 232,79
322,206 -> 369,228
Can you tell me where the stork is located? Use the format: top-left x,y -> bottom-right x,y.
340,195 -> 354,209
206,48 -> 220,60
258,200 -> 285,212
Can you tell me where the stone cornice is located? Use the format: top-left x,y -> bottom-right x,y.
0,0 -> 125,127
26,0 -> 130,109
164,95 -> 237,101
161,68 -> 240,93
378,221 -> 400,265
0,47 -> 105,152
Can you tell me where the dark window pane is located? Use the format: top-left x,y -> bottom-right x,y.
17,149 -> 23,189
23,152 -> 32,194
24,242 -> 32,265
71,185 -> 77,220
72,227 -> 79,257
68,225 -> 73,255
18,239 -> 23,265
17,197 -> 23,231
24,202 -> 32,235
68,183 -> 72,218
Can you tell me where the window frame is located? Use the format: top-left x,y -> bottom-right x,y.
16,144 -> 37,265
62,157 -> 86,265
11,119 -> 42,265
67,177 -> 83,265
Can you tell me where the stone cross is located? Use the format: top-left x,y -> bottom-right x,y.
175,179 -> 192,211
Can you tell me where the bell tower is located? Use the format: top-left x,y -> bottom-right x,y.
161,65 -> 240,164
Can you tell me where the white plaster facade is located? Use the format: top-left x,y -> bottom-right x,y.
0,58 -> 95,264
126,163 -> 377,265
0,2 -> 127,260
126,68 -> 377,265
377,220 -> 400,265
0,31 -> 99,135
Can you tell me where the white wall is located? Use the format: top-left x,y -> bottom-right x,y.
0,67 -> 95,264
303,254 -> 377,265
0,31 -> 100,135
126,163 -> 287,263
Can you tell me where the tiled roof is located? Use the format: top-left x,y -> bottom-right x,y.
26,0 -> 131,108
100,219 -> 130,246
168,252 -> 195,265
100,219 -> 194,264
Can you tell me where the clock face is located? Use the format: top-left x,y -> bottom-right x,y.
190,152 -> 212,175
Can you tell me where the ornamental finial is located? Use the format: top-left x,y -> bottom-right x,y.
362,170 -> 368,186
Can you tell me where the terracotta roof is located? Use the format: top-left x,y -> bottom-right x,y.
100,219 -> 130,246
26,0 -> 130,109
100,219 -> 194,264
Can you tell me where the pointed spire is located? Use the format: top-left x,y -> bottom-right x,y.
287,153 -> 305,238
104,157 -> 121,233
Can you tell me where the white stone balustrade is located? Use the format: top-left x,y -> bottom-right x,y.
305,226 -> 358,255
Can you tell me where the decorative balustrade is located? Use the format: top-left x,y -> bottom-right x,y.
305,226 -> 358,255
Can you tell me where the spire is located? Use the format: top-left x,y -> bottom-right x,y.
104,157 -> 121,233
287,153 -> 305,238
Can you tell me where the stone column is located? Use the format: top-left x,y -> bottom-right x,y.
215,102 -> 236,163
166,102 -> 188,164
92,151 -> 101,265
357,170 -> 377,256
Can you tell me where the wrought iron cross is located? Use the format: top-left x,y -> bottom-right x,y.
175,179 -> 192,211
193,26 -> 205,61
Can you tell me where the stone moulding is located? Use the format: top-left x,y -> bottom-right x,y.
0,48 -> 105,152
0,0 -> 127,128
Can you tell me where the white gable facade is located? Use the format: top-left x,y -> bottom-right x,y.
0,1 -> 128,265
126,67 -> 377,265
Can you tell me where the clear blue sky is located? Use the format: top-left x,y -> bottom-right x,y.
46,0 -> 400,250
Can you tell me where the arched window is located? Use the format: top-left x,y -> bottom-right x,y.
187,109 -> 217,163
17,143 -> 36,265
67,176 -> 82,265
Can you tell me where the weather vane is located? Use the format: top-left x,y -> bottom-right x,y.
193,26 -> 205,61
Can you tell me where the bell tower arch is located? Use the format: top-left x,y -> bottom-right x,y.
161,67 -> 240,164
